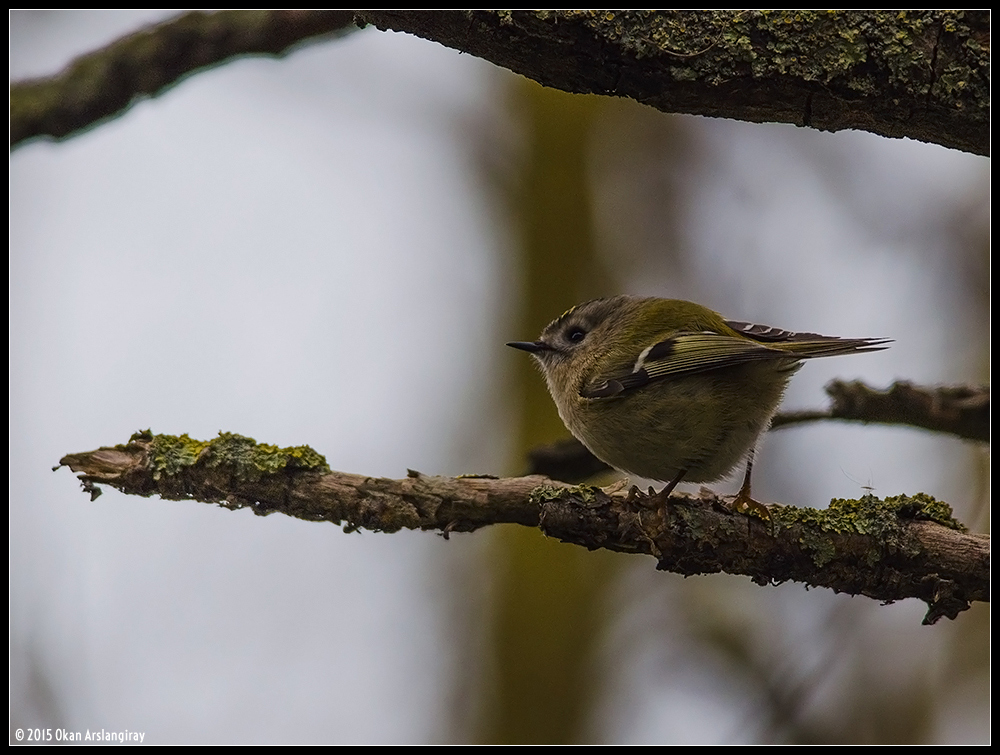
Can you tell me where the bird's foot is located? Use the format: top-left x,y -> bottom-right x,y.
730,488 -> 773,534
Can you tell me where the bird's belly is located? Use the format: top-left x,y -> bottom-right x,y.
560,365 -> 791,483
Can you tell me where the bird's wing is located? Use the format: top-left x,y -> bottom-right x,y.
724,319 -> 891,356
580,328 -> 889,399
580,332 -> 786,398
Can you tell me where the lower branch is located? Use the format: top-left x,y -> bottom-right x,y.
59,431 -> 988,625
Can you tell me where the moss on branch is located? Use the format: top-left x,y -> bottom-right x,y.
59,431 -> 989,625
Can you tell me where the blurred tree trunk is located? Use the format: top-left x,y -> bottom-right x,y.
476,81 -> 615,745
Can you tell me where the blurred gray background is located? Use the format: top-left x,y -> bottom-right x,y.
10,10 -> 989,745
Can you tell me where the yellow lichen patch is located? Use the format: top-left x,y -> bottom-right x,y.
144,431 -> 329,482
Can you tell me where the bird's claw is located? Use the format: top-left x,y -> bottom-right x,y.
731,490 -> 774,535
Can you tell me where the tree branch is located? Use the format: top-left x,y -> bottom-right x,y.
770,380 -> 990,441
358,10 -> 989,155
13,11 -> 988,154
10,9 -> 358,148
58,431 -> 988,625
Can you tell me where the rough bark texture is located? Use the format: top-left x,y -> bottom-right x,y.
59,431 -> 989,625
359,10 -> 989,155
12,10 -> 988,154
774,381 -> 990,441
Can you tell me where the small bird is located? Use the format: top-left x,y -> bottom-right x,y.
507,296 -> 889,515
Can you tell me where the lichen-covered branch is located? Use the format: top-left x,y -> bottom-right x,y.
11,9 -> 357,148
13,11 -> 988,154
59,431 -> 988,624
527,380 -> 989,483
358,10 -> 989,156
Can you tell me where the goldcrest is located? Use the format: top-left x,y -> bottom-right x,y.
508,296 -> 888,507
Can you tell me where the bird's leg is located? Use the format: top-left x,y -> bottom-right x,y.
645,468 -> 687,508
731,448 -> 771,523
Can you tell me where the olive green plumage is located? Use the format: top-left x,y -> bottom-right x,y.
508,296 -> 888,486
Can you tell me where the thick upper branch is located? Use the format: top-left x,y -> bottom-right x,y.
59,431 -> 988,624
12,10 -> 988,154
359,10 -> 989,155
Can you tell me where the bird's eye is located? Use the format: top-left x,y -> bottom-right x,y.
566,326 -> 587,343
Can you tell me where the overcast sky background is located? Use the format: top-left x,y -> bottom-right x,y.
10,10 -> 988,744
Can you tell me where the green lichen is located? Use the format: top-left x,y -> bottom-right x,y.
797,527 -> 839,568
529,483 -> 602,506
878,492 -> 966,531
528,484 -> 569,505
574,8 -> 981,100
769,493 -> 964,567
147,433 -> 211,480
143,431 -> 329,482
675,502 -> 744,547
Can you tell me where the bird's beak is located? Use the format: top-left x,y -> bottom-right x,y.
506,340 -> 551,354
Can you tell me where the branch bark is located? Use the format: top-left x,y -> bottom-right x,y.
59,431 -> 988,625
10,9 -> 357,147
771,380 -> 990,441
359,10 -> 989,155
13,10 -> 988,154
